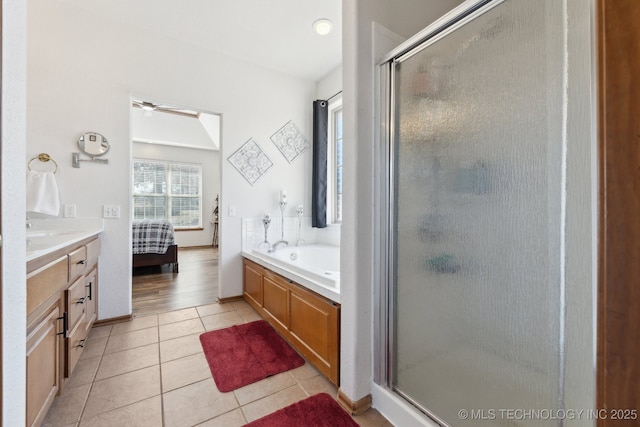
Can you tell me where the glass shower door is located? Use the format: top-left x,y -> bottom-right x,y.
389,0 -> 566,425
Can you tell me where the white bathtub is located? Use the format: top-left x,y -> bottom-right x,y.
244,244 -> 341,303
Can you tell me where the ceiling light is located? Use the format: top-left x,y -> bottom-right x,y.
313,19 -> 333,36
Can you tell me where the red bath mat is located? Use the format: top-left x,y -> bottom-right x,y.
244,393 -> 360,427
199,320 -> 304,392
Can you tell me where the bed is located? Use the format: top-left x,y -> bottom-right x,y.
132,220 -> 179,273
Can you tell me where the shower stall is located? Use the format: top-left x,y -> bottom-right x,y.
377,0 -> 595,425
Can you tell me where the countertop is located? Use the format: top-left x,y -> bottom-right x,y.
26,218 -> 104,262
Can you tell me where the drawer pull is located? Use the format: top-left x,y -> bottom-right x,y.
85,281 -> 93,300
76,260 -> 86,265
56,313 -> 68,338
77,339 -> 86,348
76,297 -> 86,304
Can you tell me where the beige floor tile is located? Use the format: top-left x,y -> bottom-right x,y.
82,365 -> 161,420
200,311 -> 244,331
95,343 -> 159,380
196,408 -> 246,427
42,383 -> 91,426
354,408 -> 395,427
80,337 -> 108,360
241,384 -> 308,423
160,333 -> 204,363
196,303 -> 235,317
289,363 -> 320,381
158,307 -> 200,325
110,315 -> 158,335
233,371 -> 297,406
236,307 -> 262,323
229,300 -> 251,311
299,374 -> 338,397
161,352 -> 211,392
163,378 -> 239,427
80,396 -> 163,427
65,356 -> 101,389
87,325 -> 112,341
104,327 -> 158,354
159,318 -> 205,341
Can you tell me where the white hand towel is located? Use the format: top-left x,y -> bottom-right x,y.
26,170 -> 60,216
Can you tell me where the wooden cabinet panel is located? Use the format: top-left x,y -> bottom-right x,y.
86,238 -> 100,267
243,259 -> 263,308
263,275 -> 290,330
84,267 -> 98,328
68,246 -> 87,283
242,257 -> 340,385
66,277 -> 86,333
27,256 -> 67,316
26,304 -> 62,427
65,318 -> 89,377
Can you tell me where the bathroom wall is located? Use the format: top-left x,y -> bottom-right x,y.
132,141 -> 220,248
2,0 -> 28,423
341,0 -> 464,419
27,0 -> 317,317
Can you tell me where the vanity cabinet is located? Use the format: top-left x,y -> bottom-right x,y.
242,258 -> 340,385
26,235 -> 100,427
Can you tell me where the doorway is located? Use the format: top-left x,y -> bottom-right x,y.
129,98 -> 222,316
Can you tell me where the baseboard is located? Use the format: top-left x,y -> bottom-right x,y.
93,314 -> 134,327
217,295 -> 244,304
337,389 -> 372,415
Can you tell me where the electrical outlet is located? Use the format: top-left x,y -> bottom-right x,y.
64,204 -> 77,218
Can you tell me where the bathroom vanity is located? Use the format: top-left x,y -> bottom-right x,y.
26,232 -> 101,427
243,257 -> 340,385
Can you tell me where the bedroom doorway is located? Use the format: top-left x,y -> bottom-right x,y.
129,98 -> 222,316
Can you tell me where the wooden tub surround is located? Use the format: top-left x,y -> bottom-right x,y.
243,257 -> 341,385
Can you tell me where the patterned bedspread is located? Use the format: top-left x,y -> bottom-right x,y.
132,220 -> 176,254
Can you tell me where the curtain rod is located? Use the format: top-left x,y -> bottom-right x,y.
326,90 -> 342,102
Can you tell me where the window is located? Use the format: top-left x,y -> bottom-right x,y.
328,98 -> 343,223
133,159 -> 202,228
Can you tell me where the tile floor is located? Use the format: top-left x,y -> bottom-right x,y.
43,300 -> 393,426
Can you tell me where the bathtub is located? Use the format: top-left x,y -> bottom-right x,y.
243,244 -> 341,303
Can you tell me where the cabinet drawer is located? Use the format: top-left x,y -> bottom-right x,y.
68,246 -> 87,282
66,318 -> 89,377
27,256 -> 68,316
66,277 -> 86,332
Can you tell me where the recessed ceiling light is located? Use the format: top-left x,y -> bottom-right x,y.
313,18 -> 333,36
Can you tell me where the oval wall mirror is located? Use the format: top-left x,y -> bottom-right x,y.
78,132 -> 110,157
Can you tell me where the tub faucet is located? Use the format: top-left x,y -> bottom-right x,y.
270,240 -> 288,252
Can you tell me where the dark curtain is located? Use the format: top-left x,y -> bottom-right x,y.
312,100 -> 328,228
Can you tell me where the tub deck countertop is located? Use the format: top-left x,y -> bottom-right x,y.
242,249 -> 340,303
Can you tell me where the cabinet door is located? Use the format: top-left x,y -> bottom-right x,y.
263,274 -> 290,330
26,304 -> 62,427
84,267 -> 98,328
66,276 -> 86,333
289,286 -> 340,384
243,260 -> 263,308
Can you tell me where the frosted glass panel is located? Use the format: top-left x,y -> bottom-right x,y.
391,1 -> 564,425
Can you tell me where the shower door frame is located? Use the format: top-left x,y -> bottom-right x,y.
374,0 -> 505,423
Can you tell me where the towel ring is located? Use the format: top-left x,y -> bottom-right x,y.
28,153 -> 58,174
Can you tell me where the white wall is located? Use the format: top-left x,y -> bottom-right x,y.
341,0 -> 464,415
27,0 -> 317,317
2,0 -> 27,423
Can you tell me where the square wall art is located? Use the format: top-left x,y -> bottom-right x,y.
270,121 -> 309,163
228,138 -> 273,185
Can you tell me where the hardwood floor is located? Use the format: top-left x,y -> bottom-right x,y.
132,246 -> 219,316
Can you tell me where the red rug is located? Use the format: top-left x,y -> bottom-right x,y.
245,393 -> 359,427
199,320 -> 304,392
